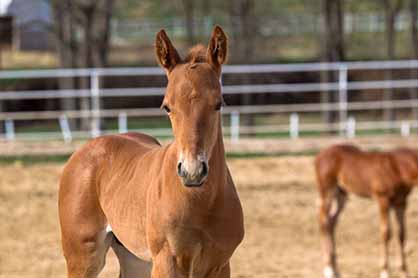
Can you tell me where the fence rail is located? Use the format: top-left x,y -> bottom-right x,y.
1,60 -> 418,142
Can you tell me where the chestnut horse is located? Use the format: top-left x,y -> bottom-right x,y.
59,26 -> 244,278
315,144 -> 418,278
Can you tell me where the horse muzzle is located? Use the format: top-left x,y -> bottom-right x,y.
177,158 -> 209,187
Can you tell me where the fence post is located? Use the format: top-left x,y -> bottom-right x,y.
346,116 -> 356,138
230,110 -> 240,143
59,114 -> 72,143
90,70 -> 101,138
401,121 -> 410,137
289,113 -> 299,138
338,65 -> 348,136
118,112 -> 128,134
5,119 -> 15,141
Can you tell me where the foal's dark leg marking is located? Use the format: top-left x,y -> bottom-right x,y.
394,197 -> 408,278
377,197 -> 391,278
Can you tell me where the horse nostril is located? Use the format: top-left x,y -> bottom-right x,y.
177,162 -> 184,177
201,162 -> 208,177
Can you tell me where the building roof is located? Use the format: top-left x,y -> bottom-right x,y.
7,0 -> 52,26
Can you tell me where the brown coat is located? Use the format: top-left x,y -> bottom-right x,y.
59,26 -> 244,278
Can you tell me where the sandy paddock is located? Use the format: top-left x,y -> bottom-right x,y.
1,156 -> 417,277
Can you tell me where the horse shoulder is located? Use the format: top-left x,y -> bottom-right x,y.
63,134 -> 163,261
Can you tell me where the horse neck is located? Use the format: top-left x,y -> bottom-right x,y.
209,121 -> 227,173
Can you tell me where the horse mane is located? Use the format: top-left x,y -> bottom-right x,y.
184,44 -> 207,64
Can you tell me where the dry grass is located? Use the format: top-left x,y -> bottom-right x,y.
0,157 -> 417,278
2,135 -> 418,157
0,50 -> 57,69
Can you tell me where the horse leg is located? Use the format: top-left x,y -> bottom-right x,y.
319,187 -> 343,278
377,197 -> 392,278
62,229 -> 113,278
394,200 -> 408,278
216,263 -> 231,278
204,262 -> 230,278
111,236 -> 152,278
329,188 -> 347,233
150,245 -> 180,278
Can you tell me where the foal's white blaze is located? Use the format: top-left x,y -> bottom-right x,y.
323,266 -> 335,278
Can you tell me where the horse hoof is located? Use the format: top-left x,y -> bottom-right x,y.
380,270 -> 389,278
323,266 -> 338,278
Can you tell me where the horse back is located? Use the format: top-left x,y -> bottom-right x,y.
315,144 -> 412,197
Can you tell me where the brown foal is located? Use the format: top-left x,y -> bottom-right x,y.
59,26 -> 244,278
315,144 -> 418,278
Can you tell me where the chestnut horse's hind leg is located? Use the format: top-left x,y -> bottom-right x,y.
394,199 -> 408,278
111,237 -> 152,278
318,187 -> 346,278
377,197 -> 392,278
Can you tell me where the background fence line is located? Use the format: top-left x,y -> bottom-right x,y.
2,60 -> 418,142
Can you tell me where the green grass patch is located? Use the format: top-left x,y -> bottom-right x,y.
0,154 -> 71,165
0,150 -> 320,165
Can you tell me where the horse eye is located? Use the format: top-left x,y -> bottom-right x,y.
215,102 -> 222,111
162,105 -> 171,113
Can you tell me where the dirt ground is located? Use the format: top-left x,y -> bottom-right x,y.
2,135 -> 418,156
1,157 -> 418,278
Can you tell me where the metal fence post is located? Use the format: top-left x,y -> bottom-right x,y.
59,114 -> 72,143
289,113 -> 299,138
90,70 -> 101,138
401,121 -> 410,137
339,65 -> 348,136
230,110 -> 240,143
346,116 -> 356,138
118,112 -> 128,134
5,119 -> 15,141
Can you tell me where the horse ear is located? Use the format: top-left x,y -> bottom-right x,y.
155,29 -> 181,73
207,25 -> 228,74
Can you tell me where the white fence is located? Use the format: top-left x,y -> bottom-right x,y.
1,60 -> 418,142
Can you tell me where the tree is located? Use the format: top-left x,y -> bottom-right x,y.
52,0 -> 78,127
380,0 -> 404,121
52,0 -> 114,130
228,0 -> 257,131
229,0 -> 256,62
411,0 -> 418,57
409,0 -> 418,119
76,0 -> 114,130
320,0 -> 345,128
181,0 -> 196,45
